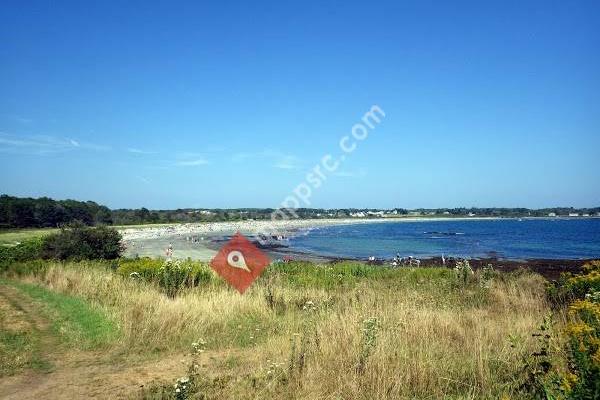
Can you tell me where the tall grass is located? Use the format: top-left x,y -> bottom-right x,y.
3,260 -> 549,398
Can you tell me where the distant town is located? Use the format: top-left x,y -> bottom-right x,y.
174,207 -> 600,221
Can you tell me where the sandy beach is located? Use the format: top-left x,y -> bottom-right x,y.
119,217 -> 500,261
119,216 -> 502,240
119,218 -> 374,260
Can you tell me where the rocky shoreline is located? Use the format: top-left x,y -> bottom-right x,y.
264,246 -> 588,280
120,219 -> 593,279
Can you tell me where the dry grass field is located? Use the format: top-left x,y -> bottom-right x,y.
0,260 -> 552,399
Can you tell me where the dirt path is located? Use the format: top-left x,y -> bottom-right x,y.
0,283 -> 59,396
0,283 -> 188,399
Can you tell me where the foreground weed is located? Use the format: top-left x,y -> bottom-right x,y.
519,314 -> 555,398
356,316 -> 379,374
286,299 -> 320,384
140,340 -> 206,400
480,263 -> 495,289
454,260 -> 474,287
173,340 -> 206,399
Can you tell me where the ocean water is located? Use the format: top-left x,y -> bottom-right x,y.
288,218 -> 600,260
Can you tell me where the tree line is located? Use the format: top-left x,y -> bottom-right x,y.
1,194 -> 599,229
0,195 -> 112,228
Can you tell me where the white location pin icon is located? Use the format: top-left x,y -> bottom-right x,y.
227,250 -> 251,272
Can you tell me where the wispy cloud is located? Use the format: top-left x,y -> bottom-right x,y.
0,132 -> 109,154
232,149 -> 302,170
127,148 -> 157,155
175,158 -> 210,167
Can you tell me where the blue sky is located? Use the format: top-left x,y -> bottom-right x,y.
1,1 -> 599,209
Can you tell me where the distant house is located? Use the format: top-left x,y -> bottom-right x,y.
569,213 -> 579,217
582,213 -> 590,217
548,212 -> 556,217
468,212 -> 476,217
443,211 -> 451,215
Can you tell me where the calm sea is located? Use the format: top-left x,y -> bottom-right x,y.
288,218 -> 600,260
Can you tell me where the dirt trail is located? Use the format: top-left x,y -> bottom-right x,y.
0,283 -> 59,397
0,283 -> 188,399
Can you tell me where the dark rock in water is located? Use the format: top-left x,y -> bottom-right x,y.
254,233 -> 290,249
254,240 -> 289,249
212,236 -> 232,243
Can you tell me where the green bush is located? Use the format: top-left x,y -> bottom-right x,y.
117,257 -> 164,279
117,257 -> 214,297
41,223 -> 123,261
547,261 -> 600,307
0,238 -> 44,270
522,261 -> 600,399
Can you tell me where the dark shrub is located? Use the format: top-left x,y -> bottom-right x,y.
41,223 -> 123,260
